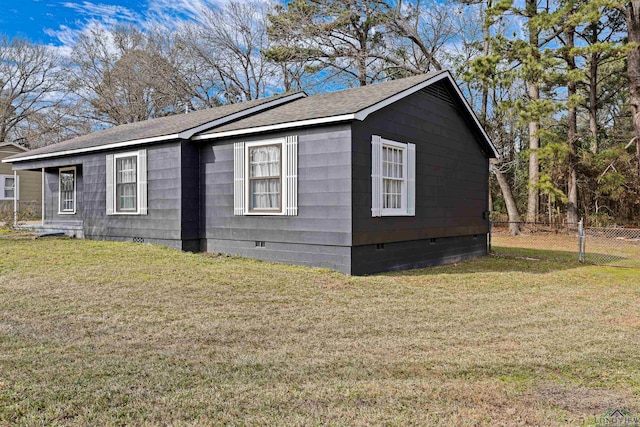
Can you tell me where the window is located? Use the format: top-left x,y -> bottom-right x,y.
106,150 -> 148,215
233,137 -> 298,216
116,155 -> 137,212
382,145 -> 405,211
248,144 -> 281,211
0,175 -> 18,200
371,135 -> 415,217
58,167 -> 76,214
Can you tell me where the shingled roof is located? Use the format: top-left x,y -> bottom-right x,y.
5,70 -> 498,162
193,70 -> 497,157
196,72 -> 443,138
4,92 -> 305,162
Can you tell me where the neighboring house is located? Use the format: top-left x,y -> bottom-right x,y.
3,71 -> 498,274
0,142 -> 42,218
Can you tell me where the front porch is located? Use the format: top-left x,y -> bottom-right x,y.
18,220 -> 84,238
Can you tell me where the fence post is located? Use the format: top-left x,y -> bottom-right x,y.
488,220 -> 492,253
578,219 -> 585,262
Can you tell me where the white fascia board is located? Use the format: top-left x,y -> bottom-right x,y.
2,133 -> 180,163
354,71 -> 499,158
178,92 -> 307,139
194,72 -> 498,158
192,114 -> 356,141
352,72 -> 450,121
0,142 -> 28,152
4,93 -> 307,164
443,73 -> 500,158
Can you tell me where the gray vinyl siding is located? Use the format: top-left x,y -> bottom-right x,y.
44,167 -> 83,220
352,82 -> 489,246
24,142 -> 185,247
200,125 -> 352,271
350,82 -> 489,273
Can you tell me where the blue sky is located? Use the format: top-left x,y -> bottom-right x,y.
1,0 -> 137,44
0,0 -> 229,49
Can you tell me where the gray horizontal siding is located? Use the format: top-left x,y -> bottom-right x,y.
352,80 -> 489,247
36,143 -> 184,245
200,125 -> 352,248
44,168 -> 83,221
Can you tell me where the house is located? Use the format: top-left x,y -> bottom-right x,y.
0,142 -> 42,219
3,71 -> 498,274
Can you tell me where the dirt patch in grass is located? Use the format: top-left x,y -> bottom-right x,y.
532,383 -> 637,414
1,237 -> 639,425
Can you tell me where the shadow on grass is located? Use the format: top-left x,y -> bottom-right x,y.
386,246 -> 589,276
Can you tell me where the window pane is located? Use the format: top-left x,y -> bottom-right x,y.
381,144 -> 406,211
249,145 -> 281,211
116,157 -> 137,184
116,156 -> 137,211
4,177 -> 15,198
250,146 -> 280,178
59,171 -> 75,212
250,178 -> 280,210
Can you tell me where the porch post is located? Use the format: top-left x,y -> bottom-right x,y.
41,168 -> 45,226
13,170 -> 17,228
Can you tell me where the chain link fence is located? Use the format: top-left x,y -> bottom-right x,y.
579,224 -> 640,268
490,221 -> 640,268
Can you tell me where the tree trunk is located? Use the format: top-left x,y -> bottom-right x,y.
626,1 -> 640,178
588,24 -> 599,153
492,159 -> 521,235
588,59 -> 599,153
566,24 -> 579,226
525,0 -> 540,223
526,95 -> 540,224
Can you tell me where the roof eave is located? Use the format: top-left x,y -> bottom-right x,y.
2,133 -> 180,163
355,70 -> 498,158
194,71 -> 499,159
192,114 -> 357,141
176,92 -> 307,139
4,92 -> 308,164
0,142 -> 29,152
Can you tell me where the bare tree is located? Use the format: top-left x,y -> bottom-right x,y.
383,0 -> 458,74
181,1 -> 279,104
70,25 -> 192,126
0,36 -> 65,145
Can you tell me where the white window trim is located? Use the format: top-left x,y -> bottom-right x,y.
243,138 -> 288,216
380,139 -> 409,216
234,137 -> 298,217
372,136 -> 415,217
110,151 -> 143,215
0,174 -> 18,201
58,167 -> 76,215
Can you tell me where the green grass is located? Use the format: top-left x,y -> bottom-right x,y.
1,235 -> 639,426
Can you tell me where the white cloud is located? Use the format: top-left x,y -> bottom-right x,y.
61,1 -> 140,24
43,0 -> 231,52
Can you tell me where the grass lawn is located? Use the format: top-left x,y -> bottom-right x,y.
1,235 -> 639,426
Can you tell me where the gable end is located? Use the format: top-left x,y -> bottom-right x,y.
421,83 -> 456,107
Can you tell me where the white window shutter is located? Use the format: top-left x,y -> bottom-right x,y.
371,135 -> 382,217
285,135 -> 298,216
138,149 -> 148,215
407,143 -> 416,216
233,142 -> 245,215
106,154 -> 114,215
